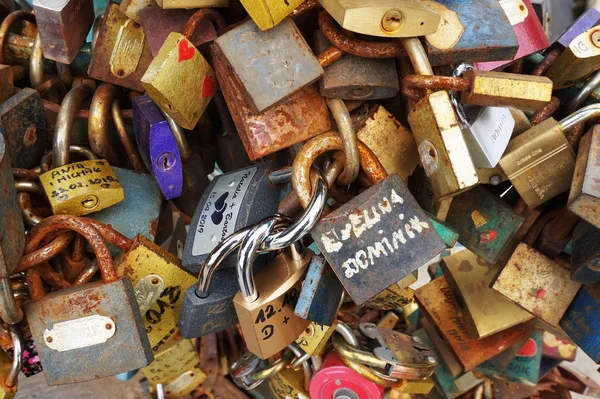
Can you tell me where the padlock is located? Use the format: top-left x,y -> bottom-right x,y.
294,321 -> 337,357
570,221 -> 600,284
560,282 -> 600,363
182,162 -> 281,274
497,105 -> 600,208
87,3 -> 153,92
0,88 -> 46,169
133,94 -> 183,200
419,317 -> 462,378
364,274 -> 417,310
492,243 -> 581,326
441,249 -> 534,339
234,236 -> 312,359
238,0 -> 306,31
313,31 -> 399,100
412,330 -> 483,399
475,0 -> 549,71
212,42 -> 331,161
115,235 -> 196,351
154,0 -> 227,10
294,254 -> 343,327
421,0 -> 518,66
118,0 -> 154,23
141,334 -> 199,385
141,9 -> 224,130
0,327 -> 21,398
316,0 -> 439,38
415,276 -> 532,371
32,0 -> 94,63
351,104 -> 419,182
23,215 -> 153,385
156,366 -> 207,399
312,173 -> 446,305
138,5 -> 217,57
403,71 -> 553,111
213,18 -> 322,114
268,366 -> 309,399
445,186 -> 524,264
568,125 -> 600,228
541,331 -> 577,362
309,352 -> 384,399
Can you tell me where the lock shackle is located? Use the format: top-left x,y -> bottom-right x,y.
401,37 -> 433,76
158,107 -> 192,160
251,348 -> 296,382
559,103 -> 600,132
287,342 -> 312,391
112,99 -> 145,172
0,11 -> 36,64
52,83 -> 96,168
182,9 -> 226,40
403,75 -> 471,92
41,145 -> 98,173
14,180 -> 44,195
567,69 -> 600,114
449,63 -> 476,128
237,216 -> 290,303
17,191 -> 45,227
5,325 -> 22,388
81,218 -> 133,253
0,274 -> 23,324
317,11 -> 404,58
326,98 -> 359,186
25,215 -> 118,283
331,331 -> 389,370
12,168 -> 40,182
317,45 -> 345,68
89,83 -> 124,166
14,231 -> 74,274
33,78 -> 68,100
30,33 -> 44,88
335,321 -> 359,347
91,11 -> 104,50
531,47 -> 562,77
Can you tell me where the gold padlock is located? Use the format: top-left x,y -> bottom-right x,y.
295,321 -> 337,356
141,334 -> 199,385
568,125 -> 600,228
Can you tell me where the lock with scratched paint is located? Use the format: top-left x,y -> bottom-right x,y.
295,321 -> 337,357
32,0 -> 94,63
87,3 -> 153,92
313,31 -> 399,100
560,282 -> 600,363
133,94 -> 182,200
445,186 -> 524,264
568,125 -> 600,228
115,235 -> 196,352
441,249 -> 534,339
23,215 -> 153,385
141,9 -> 224,130
312,173 -> 446,305
0,87 -> 46,169
492,243 -> 581,326
141,335 -> 200,385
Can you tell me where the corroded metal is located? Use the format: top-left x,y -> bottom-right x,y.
88,83 -> 123,166
0,11 -> 36,64
568,126 -> 600,229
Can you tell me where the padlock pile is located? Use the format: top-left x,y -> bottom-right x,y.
3,0 -> 600,397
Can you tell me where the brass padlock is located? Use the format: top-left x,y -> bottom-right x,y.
141,334 -> 199,385
142,9 -> 225,130
568,125 -> 600,228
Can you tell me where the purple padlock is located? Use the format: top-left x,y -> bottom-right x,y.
557,8 -> 600,47
133,95 -> 183,200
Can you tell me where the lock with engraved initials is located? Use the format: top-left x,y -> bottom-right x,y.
23,215 -> 153,385
141,9 -> 224,130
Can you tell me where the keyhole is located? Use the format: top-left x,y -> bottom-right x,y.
157,152 -> 176,171
81,195 -> 99,210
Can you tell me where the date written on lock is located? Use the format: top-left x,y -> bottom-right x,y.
39,159 -> 125,216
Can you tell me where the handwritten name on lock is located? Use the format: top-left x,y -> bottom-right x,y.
312,174 -> 446,305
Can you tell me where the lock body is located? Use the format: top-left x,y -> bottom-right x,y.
24,277 -> 153,385
133,94 -> 183,200
560,283 -> 600,363
295,321 -> 337,356
87,3 -> 153,92
119,0 -> 156,23
314,32 -> 399,100
353,104 -> 419,182
441,249 -> 534,339
445,187 -> 524,264
313,174 -> 446,305
33,0 -> 94,63
268,367 -> 308,398
155,0 -> 227,9
0,88 -> 46,169
214,18 -> 323,114
364,275 -> 416,310
570,221 -> 600,284
294,255 -> 343,326
141,336 -> 199,384
499,118 -> 575,208
541,331 -> 577,361
115,236 -> 196,351
157,367 -> 206,398
492,243 -> 581,326
142,33 -> 216,130
568,126 -> 600,228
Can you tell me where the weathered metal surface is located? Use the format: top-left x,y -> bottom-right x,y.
0,132 -> 24,278
492,243 -> 581,326
421,0 -> 519,66
568,126 -> 600,229
441,249 -> 533,339
556,8 -> 600,48
212,44 -> 331,161
87,167 -> 161,257
541,331 -> 577,361
570,221 -> 600,284
314,31 -> 398,100
294,254 -> 343,326
141,336 -> 198,384
139,5 -> 217,57
312,174 -> 446,305
0,88 -> 46,169
32,0 -> 94,64
115,236 -> 196,352
182,162 -> 279,273
87,3 -> 153,92
133,95 -> 183,200
445,187 -> 524,264
560,283 -> 600,363
415,276 -> 532,371
23,277 -> 153,385
364,274 -> 416,310
294,321 -> 336,356
214,18 -> 323,114
475,0 -> 549,71
427,213 -> 458,248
